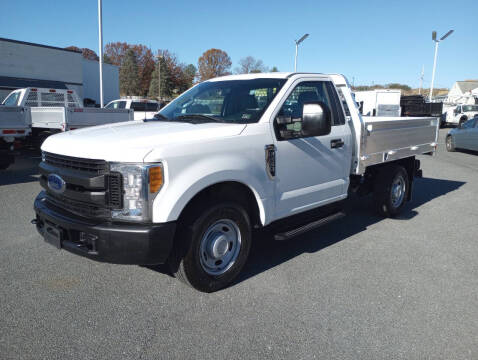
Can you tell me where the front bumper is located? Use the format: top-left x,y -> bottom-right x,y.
33,191 -> 176,265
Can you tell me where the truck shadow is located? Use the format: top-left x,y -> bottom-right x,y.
236,176 -> 464,285
146,177 -> 465,288
0,151 -> 41,186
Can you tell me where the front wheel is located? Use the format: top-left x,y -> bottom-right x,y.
171,202 -> 252,292
373,165 -> 410,217
446,135 -> 455,152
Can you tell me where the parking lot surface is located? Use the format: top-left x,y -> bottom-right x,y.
1,129 -> 477,360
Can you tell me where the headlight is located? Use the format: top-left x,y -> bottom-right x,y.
110,163 -> 163,222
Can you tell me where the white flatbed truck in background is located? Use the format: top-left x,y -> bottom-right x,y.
1,88 -> 134,147
33,72 -> 438,292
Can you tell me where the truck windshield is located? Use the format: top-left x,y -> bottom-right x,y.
2,92 -> 21,106
463,105 -> 478,112
157,79 -> 286,124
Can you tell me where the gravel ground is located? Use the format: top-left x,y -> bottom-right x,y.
1,129 -> 477,360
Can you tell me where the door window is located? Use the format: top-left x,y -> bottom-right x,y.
131,102 -> 147,111
275,81 -> 340,140
106,101 -> 126,109
2,91 -> 21,106
462,119 -> 476,129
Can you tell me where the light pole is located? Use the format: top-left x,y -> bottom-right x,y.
294,33 -> 309,72
429,29 -> 453,101
156,53 -> 162,101
98,0 -> 104,107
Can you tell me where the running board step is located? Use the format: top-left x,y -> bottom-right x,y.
274,211 -> 345,241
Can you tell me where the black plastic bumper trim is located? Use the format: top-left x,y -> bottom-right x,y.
33,192 -> 176,265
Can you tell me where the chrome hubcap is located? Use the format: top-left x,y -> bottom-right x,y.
391,175 -> 406,208
199,219 -> 241,275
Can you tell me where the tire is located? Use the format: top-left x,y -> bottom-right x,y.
170,202 -> 252,292
446,135 -> 455,152
35,132 -> 52,149
373,165 -> 410,217
458,117 -> 467,127
0,154 -> 14,170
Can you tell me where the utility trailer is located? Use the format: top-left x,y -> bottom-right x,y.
0,106 -> 31,169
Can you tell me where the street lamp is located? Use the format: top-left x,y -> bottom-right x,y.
98,0 -> 104,107
294,33 -> 309,72
429,29 -> 453,101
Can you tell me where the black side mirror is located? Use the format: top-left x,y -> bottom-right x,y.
301,102 -> 331,137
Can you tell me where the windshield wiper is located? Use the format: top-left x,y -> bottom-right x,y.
174,114 -> 222,123
148,113 -> 170,121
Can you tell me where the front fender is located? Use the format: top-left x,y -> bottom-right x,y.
150,153 -> 274,225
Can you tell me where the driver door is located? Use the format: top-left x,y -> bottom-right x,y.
272,80 -> 352,220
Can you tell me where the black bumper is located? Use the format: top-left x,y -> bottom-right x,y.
33,191 -> 176,265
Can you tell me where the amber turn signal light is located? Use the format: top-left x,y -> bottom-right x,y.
149,166 -> 163,193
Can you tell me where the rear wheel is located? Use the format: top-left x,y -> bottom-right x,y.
373,165 -> 410,217
170,202 -> 252,292
446,135 -> 455,152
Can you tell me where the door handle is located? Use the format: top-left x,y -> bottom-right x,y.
331,139 -> 344,148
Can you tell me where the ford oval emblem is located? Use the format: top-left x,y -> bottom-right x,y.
47,174 -> 66,194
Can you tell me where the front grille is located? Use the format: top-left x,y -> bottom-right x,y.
43,152 -> 108,175
45,194 -> 110,219
41,153 -> 124,219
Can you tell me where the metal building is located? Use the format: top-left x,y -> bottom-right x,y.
0,37 -> 119,105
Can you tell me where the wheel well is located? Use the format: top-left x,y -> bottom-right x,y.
178,181 -> 262,228
460,115 -> 467,121
351,157 -> 417,199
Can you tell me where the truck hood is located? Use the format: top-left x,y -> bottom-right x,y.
41,120 -> 246,162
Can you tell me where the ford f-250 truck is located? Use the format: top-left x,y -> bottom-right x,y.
33,73 -> 439,292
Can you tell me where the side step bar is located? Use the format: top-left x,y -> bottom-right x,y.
274,211 -> 345,241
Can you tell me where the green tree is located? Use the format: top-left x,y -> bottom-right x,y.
180,64 -> 197,91
119,49 -> 140,96
270,66 -> 279,72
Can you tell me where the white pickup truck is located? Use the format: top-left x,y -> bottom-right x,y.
105,98 -> 160,121
33,73 -> 439,292
1,87 -> 134,147
443,104 -> 478,127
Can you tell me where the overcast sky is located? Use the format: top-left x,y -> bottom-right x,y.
1,0 -> 476,89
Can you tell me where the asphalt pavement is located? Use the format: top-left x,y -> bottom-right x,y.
1,129 -> 477,360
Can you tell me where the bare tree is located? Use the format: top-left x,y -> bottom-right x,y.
235,56 -> 267,74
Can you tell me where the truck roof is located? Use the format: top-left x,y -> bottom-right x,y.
207,72 -> 336,82
208,72 -> 293,81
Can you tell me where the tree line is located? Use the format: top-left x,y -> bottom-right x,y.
66,44 -> 278,100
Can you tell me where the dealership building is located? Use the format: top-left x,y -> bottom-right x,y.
0,37 -> 119,105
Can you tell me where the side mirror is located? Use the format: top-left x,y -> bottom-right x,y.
301,102 -> 331,137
